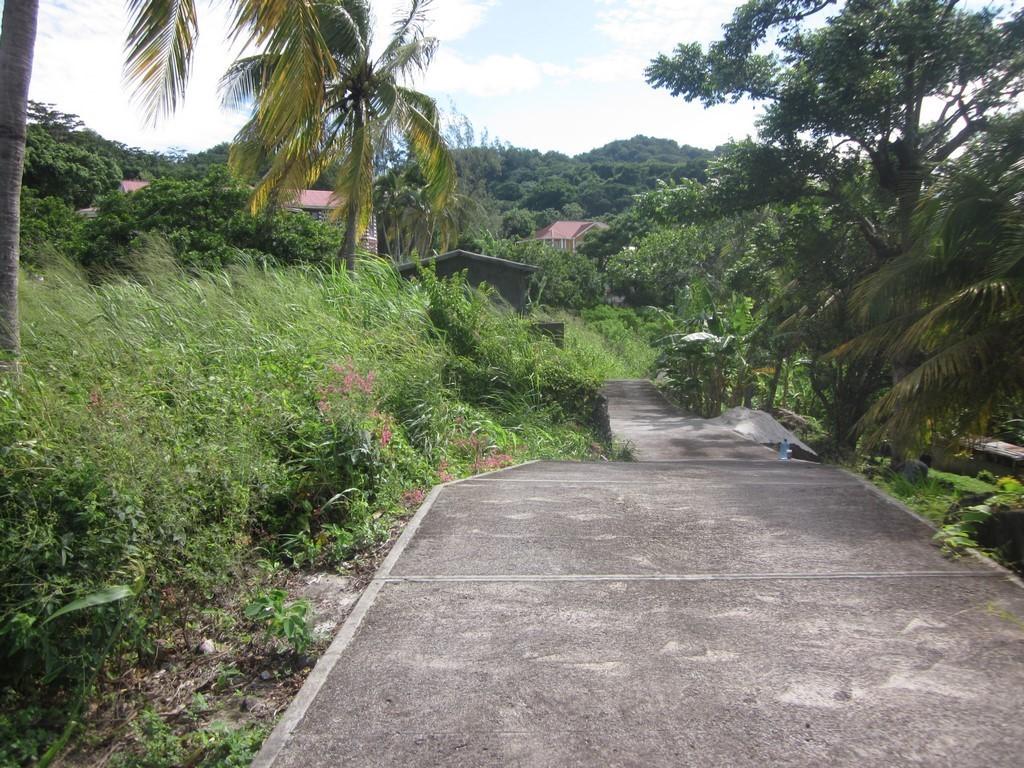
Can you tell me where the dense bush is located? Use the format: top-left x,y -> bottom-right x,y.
22,125 -> 122,208
19,189 -> 85,266
555,306 -> 663,380
0,256 -> 606,755
480,238 -> 604,309
79,166 -> 343,268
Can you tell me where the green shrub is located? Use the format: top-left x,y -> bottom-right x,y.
79,166 -> 342,269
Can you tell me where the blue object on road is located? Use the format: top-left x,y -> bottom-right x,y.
779,438 -> 790,461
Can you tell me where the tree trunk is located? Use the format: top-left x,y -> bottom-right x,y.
341,199 -> 359,272
0,0 -> 39,361
764,352 -> 784,412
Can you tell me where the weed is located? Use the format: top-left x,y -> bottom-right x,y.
113,709 -> 183,768
244,589 -> 313,656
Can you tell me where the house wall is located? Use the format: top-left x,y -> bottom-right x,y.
432,257 -> 533,313
399,255 -> 535,313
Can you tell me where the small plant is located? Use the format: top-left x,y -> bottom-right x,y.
934,504 -> 992,555
243,590 -> 313,655
277,530 -> 321,569
113,710 -> 184,768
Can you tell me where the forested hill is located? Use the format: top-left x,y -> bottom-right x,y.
22,100 -> 713,243
450,135 -> 717,238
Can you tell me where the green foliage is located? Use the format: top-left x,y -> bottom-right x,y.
842,116 -> 1024,451
244,590 -> 313,655
655,282 -> 765,417
872,465 -> 1000,525
115,710 -> 184,768
417,268 -> 601,423
607,227 -> 698,306
558,306 -> 662,380
19,189 -> 85,266
0,695 -> 55,767
26,101 -> 228,182
23,125 -> 122,208
1,256 -> 609,760
79,167 -> 343,268
931,477 -> 1023,557
110,711 -> 266,768
448,134 -> 715,234
484,238 -> 603,309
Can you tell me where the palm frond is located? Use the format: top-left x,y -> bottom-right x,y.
227,1 -> 337,147
332,122 -> 375,235
124,0 -> 199,121
396,87 -> 455,211
378,0 -> 432,64
218,55 -> 274,112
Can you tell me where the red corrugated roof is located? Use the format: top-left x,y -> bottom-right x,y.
534,220 -> 607,240
119,180 -> 150,193
294,189 -> 340,209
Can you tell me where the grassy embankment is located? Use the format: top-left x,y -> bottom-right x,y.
0,254 -> 653,766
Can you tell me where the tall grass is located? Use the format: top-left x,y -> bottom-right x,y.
546,305 -> 662,380
1,252 -> 607,759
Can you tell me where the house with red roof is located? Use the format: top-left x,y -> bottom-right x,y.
532,220 -> 609,253
284,190 -> 378,254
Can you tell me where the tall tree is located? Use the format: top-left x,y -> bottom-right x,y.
220,0 -> 455,269
0,0 -> 39,360
838,115 -> 1024,451
647,0 -> 1024,263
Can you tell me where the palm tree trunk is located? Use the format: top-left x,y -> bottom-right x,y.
0,0 -> 39,361
342,199 -> 359,272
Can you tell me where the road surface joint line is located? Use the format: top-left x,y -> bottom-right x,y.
377,570 -> 1004,583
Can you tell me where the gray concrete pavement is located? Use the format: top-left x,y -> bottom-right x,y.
254,380 -> 1024,768
602,379 -> 779,460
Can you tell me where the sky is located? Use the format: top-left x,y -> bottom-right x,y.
22,0 -> 768,156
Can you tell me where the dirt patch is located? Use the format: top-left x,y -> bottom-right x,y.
55,509 -> 418,767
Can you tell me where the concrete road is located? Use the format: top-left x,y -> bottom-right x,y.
602,379 -> 779,460
254,381 -> 1024,767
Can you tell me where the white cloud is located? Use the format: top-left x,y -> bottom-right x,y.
372,0 -> 498,50
30,0 -> 247,152
593,0 -> 735,51
425,50 -> 548,97
572,52 -> 648,84
428,0 -> 500,41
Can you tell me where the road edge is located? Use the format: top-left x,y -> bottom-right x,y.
250,460 -> 540,768
839,467 -> 1024,590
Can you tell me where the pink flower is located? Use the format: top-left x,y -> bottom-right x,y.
402,488 -> 426,507
379,427 -> 393,447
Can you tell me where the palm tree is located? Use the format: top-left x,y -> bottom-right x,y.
376,164 -> 464,261
220,0 -> 455,270
838,115 -> 1024,452
0,0 -> 39,360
